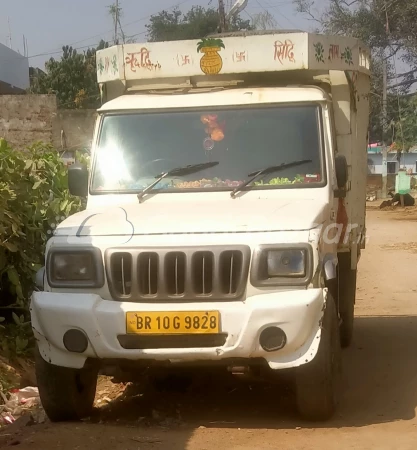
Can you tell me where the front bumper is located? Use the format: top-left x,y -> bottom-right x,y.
31,289 -> 327,370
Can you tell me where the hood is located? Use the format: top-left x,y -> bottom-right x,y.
54,199 -> 329,237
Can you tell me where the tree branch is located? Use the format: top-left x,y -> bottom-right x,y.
339,0 -> 360,6
389,68 -> 417,79
294,0 -> 323,25
384,46 -> 402,60
390,78 -> 417,89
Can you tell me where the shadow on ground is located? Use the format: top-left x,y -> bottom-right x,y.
95,315 -> 417,430
3,315 -> 416,450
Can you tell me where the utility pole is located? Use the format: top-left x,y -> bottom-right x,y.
218,0 -> 227,33
381,4 -> 389,199
382,58 -> 388,199
114,0 -> 119,45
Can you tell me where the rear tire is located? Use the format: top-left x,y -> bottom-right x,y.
338,253 -> 357,348
35,347 -> 98,422
295,294 -> 342,421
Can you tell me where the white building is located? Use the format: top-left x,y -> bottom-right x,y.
368,151 -> 417,175
0,43 -> 29,94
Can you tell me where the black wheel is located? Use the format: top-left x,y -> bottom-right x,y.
295,294 -> 342,421
35,347 -> 98,422
338,253 -> 357,348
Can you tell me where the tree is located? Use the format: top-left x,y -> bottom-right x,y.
146,5 -> 252,42
30,40 -> 108,109
295,0 -> 417,86
252,10 -> 278,31
293,0 -> 417,149
387,95 -> 417,152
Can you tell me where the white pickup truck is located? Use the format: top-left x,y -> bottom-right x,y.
31,31 -> 370,422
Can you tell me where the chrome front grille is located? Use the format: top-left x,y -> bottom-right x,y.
105,246 -> 250,302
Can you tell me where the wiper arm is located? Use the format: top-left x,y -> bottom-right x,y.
230,159 -> 312,198
137,161 -> 219,203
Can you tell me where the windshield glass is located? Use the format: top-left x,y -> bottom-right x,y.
91,104 -> 324,193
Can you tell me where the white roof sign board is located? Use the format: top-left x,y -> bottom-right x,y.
97,32 -> 370,84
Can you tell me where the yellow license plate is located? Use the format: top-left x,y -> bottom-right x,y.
126,311 -> 220,335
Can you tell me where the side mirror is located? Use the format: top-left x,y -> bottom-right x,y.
335,154 -> 348,188
68,162 -> 88,197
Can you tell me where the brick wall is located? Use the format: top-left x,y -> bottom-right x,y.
0,94 -> 57,148
0,95 -> 97,153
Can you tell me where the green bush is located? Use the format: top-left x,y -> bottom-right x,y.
0,139 -> 85,310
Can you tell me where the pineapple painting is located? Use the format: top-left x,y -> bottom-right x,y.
197,38 -> 225,75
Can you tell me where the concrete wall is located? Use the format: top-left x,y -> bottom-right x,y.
0,95 -> 97,152
0,94 -> 57,147
0,43 -> 29,90
367,174 -> 396,191
367,174 -> 417,197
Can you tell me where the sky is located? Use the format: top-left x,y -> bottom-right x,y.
0,0 -> 313,69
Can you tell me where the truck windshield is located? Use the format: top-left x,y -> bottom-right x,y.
91,104 -> 324,193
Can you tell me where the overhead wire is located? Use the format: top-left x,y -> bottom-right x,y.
260,0 -> 299,29
253,0 -> 284,28
6,0 -> 193,62
10,0 -> 301,62
48,0 -> 193,52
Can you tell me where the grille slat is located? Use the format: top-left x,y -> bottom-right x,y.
192,251 -> 214,296
165,252 -> 186,296
229,252 -> 234,295
219,251 -> 244,296
175,255 -> 179,295
109,253 -> 132,297
121,256 -> 127,296
148,257 -> 152,295
138,253 -> 158,296
202,255 -> 206,294
106,246 -> 250,302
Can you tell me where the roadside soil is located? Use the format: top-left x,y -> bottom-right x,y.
2,207 -> 417,449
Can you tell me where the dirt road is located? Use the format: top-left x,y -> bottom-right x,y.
2,208 -> 417,449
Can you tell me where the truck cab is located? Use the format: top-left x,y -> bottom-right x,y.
31,31 -> 370,422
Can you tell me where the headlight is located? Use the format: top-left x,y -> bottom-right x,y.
250,244 -> 313,287
267,249 -> 306,278
53,254 -> 94,281
46,247 -> 104,288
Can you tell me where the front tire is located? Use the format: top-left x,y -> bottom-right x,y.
35,348 -> 98,422
295,294 -> 342,421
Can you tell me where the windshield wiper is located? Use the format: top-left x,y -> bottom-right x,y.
137,161 -> 219,203
230,159 -> 312,198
